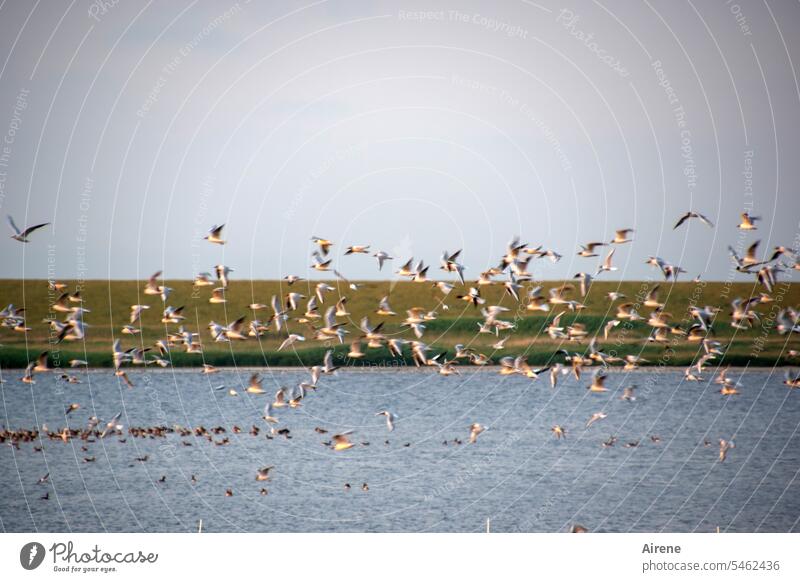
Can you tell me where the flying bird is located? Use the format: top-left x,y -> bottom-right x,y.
255,466 -> 274,481
204,224 -> 226,244
611,228 -> 634,244
373,251 -> 393,270
332,431 -> 355,451
585,412 -> 607,428
7,215 -> 50,242
376,410 -> 397,431
469,423 -> 486,444
737,212 -> 760,230
673,211 -> 714,229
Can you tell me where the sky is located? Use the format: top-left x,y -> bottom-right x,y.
0,0 -> 799,282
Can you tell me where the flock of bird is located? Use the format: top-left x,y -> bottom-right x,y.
2,210 -> 800,521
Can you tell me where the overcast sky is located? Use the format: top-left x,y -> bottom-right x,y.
0,0 -> 798,282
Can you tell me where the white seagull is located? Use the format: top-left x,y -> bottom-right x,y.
204,224 -> 226,244
7,215 -> 50,242
376,410 -> 397,431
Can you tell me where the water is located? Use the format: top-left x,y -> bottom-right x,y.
1,367 -> 799,532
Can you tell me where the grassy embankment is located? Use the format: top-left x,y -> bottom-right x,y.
0,279 -> 798,368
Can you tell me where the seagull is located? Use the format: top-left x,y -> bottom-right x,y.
551,425 -> 567,439
204,224 -> 226,244
375,296 -> 396,316
610,228 -> 634,244
332,431 -> 355,451
603,319 -> 621,340
623,355 -> 648,370
411,260 -> 429,283
673,211 -> 714,229
347,340 -> 365,358
769,245 -> 798,262
644,285 -> 664,309
315,283 -> 335,303
7,215 -> 49,242
209,288 -> 226,304
255,466 -> 274,481
359,317 -> 385,344
433,281 -> 454,295
737,212 -> 760,230
335,296 -> 349,316
100,412 -> 123,438
214,265 -> 233,288
387,338 -> 406,357
373,251 -> 393,270
718,439 -> 735,462
311,236 -> 333,255
477,269 -> 499,286
161,305 -> 185,324
546,312 -> 567,340
310,251 -> 332,271
395,257 -> 416,277
492,336 -> 508,350
246,373 -> 266,394
549,363 -> 568,388
278,334 -> 305,351
51,293 -> 73,313
457,287 -> 484,307
729,240 -> 765,272
262,402 -> 278,423
345,245 -> 370,254
299,296 -> 320,321
616,302 -> 643,321
21,362 -> 35,384
548,284 -> 576,307
469,352 -> 490,366
526,287 -> 550,312
33,351 -> 51,373
283,274 -> 304,285
783,370 -> 800,388
596,248 -> 617,275
573,273 -> 593,297
376,410 -> 397,431
322,349 -> 339,374
503,273 -> 524,301
285,292 -> 305,311
588,369 -> 609,392
469,423 -> 486,444
585,412 -> 607,428
440,250 -> 466,284
577,242 -> 606,257
143,271 -> 164,295
129,304 -> 150,323
540,248 -> 562,263
193,272 -> 215,287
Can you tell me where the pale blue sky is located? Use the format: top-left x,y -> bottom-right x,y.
0,0 -> 798,282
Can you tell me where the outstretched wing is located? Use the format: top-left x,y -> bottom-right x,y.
697,213 -> 714,228
21,222 -> 50,238
673,212 -> 690,229
6,215 -> 21,235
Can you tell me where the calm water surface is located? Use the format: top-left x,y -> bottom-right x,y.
1,367 -> 799,532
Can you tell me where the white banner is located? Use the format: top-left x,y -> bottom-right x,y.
0,533 -> 797,581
